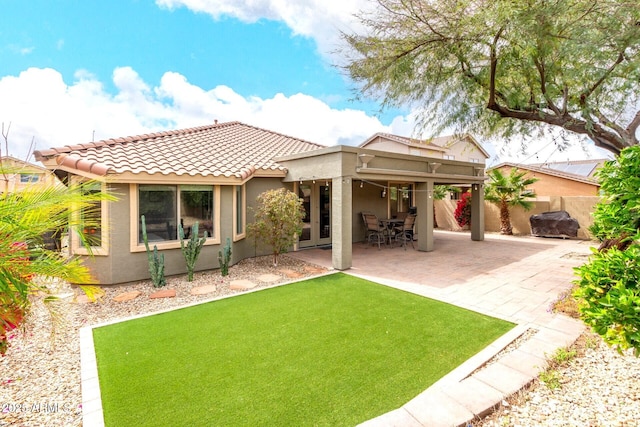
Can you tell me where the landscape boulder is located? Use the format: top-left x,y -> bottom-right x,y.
529,210 -> 580,238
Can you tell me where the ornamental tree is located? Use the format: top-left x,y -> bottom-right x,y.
247,188 -> 305,267
342,0 -> 640,155
484,168 -> 538,235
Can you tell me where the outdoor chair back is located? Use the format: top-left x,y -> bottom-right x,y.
361,212 -> 387,249
393,214 -> 416,250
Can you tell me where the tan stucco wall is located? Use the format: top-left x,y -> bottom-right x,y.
0,158 -> 61,193
495,165 -> 599,197
447,140 -> 486,163
435,196 -> 600,239
362,136 -> 444,158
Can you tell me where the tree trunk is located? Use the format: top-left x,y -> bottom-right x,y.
499,201 -> 513,235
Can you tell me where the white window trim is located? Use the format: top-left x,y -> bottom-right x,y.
129,184 -> 221,253
72,179 -> 109,257
233,184 -> 246,242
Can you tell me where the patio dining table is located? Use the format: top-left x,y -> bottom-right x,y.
379,218 -> 404,246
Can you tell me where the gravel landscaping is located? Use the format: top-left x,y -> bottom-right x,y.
475,332 -> 640,427
2,255 -> 640,427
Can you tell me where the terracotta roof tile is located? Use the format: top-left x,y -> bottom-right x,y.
34,121 -> 325,179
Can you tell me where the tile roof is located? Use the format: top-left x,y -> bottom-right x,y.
34,121 -> 325,180
359,132 -> 447,151
488,162 -> 600,186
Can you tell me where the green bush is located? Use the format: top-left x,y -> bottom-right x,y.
574,242 -> 640,355
573,146 -> 640,355
589,148 -> 640,244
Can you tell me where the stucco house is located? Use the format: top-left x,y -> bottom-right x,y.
1,156 -> 62,193
360,133 -> 490,164
487,162 -> 601,197
34,121 -> 486,285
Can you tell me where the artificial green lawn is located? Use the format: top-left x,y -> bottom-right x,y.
93,273 -> 514,426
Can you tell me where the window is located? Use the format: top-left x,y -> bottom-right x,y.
73,180 -> 108,256
181,186 -> 214,239
81,182 -> 103,247
20,173 -> 40,183
470,158 -> 480,163
233,185 -> 246,240
443,154 -> 455,160
137,184 -> 215,244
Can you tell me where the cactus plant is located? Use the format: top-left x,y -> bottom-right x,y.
141,215 -> 166,288
179,221 -> 207,281
218,237 -> 232,276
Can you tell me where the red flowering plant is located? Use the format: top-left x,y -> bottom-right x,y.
454,192 -> 472,227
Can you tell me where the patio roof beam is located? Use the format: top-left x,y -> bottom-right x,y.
356,167 -> 485,183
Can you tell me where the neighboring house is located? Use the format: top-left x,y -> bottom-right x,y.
487,162 -> 600,197
360,133 -> 490,164
528,158 -> 607,180
483,162 -> 603,239
34,121 -> 486,285
0,156 -> 62,193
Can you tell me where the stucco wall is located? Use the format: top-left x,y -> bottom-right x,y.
81,178 -> 290,285
495,165 -> 599,197
435,196 -> 599,240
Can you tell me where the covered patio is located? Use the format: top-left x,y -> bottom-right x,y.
276,145 -> 486,271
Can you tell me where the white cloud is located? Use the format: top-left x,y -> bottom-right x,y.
155,0 -> 371,57
0,67 -> 612,165
0,67 -> 392,162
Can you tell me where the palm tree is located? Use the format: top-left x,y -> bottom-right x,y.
0,177 -> 114,355
485,168 -> 538,235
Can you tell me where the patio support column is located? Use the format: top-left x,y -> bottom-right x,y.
471,183 -> 485,241
416,181 -> 434,251
331,176 -> 352,270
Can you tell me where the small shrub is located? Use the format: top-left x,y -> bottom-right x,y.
454,192 -> 471,227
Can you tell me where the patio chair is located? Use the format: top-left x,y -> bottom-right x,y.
392,214 -> 416,250
362,212 -> 387,249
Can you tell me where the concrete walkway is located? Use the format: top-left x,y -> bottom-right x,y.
288,230 -> 591,427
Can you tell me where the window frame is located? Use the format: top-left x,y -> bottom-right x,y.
19,173 -> 40,183
130,183 -> 221,252
72,179 -> 109,257
233,184 -> 246,241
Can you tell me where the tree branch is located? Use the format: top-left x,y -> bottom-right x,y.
487,27 -> 505,109
533,57 -> 562,115
627,110 -> 640,137
581,51 -> 626,100
594,108 -> 628,140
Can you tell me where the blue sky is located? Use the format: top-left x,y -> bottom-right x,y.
0,0 -> 611,164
